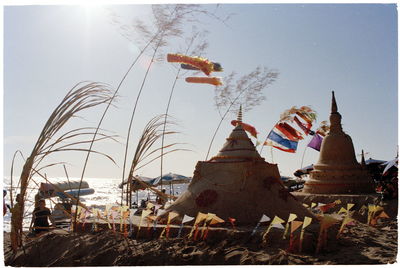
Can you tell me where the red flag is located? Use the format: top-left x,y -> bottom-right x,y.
294,116 -> 312,135
276,122 -> 304,141
231,120 -> 258,138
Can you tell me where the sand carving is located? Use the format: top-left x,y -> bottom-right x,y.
302,92 -> 374,194
165,108 -> 314,223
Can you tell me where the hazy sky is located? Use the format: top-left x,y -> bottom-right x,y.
4,3 -> 398,182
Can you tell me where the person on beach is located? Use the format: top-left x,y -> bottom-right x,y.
10,194 -> 23,252
31,199 -> 54,235
3,190 -> 8,216
156,189 -> 168,208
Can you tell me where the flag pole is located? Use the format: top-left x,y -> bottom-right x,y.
270,147 -> 274,163
300,143 -> 308,169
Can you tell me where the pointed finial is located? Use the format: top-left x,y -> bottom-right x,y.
331,91 -> 338,113
237,105 -> 243,122
361,150 -> 366,167
329,91 -> 342,133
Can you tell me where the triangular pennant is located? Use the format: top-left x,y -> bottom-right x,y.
271,216 -> 285,225
378,211 -> 390,219
311,202 -> 317,208
259,214 -> 271,223
287,213 -> 298,223
375,206 -> 384,212
320,215 -> 340,229
334,199 -> 342,205
129,209 -> 137,220
302,216 -> 313,229
347,203 -> 355,211
168,211 -> 179,222
271,223 -> 285,229
302,203 -> 310,208
337,207 -> 348,214
141,209 -> 152,218
291,220 -> 303,233
182,215 -> 195,224
195,212 -> 208,224
146,203 -> 155,209
156,209 -> 166,217
210,215 -> 225,225
338,216 -> 355,237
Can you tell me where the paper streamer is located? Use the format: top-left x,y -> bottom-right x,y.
283,213 -> 298,239
137,209 -> 152,238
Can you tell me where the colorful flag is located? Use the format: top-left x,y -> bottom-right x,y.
294,116 -> 312,135
265,130 -> 298,153
262,216 -> 285,241
291,220 -> 303,233
283,213 -> 298,239
307,133 -> 323,151
276,122 -> 304,141
231,120 -> 258,138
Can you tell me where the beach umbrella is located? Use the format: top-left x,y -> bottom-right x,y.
294,164 -> 314,177
118,176 -> 156,190
381,157 -> 398,175
153,173 -> 191,186
364,158 -> 386,165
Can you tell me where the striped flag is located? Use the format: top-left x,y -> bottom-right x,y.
264,129 -> 298,153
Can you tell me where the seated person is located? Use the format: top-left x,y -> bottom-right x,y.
156,189 -> 168,207
31,199 -> 54,235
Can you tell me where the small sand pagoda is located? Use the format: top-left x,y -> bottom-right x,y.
165,109 -> 313,223
302,92 -> 374,194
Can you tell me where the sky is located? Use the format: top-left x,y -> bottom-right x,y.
3,3 -> 398,183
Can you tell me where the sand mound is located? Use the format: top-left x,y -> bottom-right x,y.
4,216 -> 397,266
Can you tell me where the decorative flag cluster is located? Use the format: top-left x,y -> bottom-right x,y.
167,53 -> 223,86
264,106 -> 317,153
70,199 -> 390,255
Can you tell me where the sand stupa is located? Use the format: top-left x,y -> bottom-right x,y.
165,108 -> 313,223
302,92 -> 374,194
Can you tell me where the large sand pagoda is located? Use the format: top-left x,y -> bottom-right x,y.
302,92 -> 374,194
165,110 -> 313,223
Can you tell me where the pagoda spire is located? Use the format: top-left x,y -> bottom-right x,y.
331,91 -> 338,113
329,91 -> 343,133
237,105 -> 243,122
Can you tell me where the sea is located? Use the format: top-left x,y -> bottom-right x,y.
2,177 -> 188,233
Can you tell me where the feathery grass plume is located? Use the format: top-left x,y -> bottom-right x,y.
206,67 -> 279,160
11,82 -> 115,249
10,150 -> 25,208
160,28 -> 209,193
119,4 -> 230,204
124,114 -> 187,206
